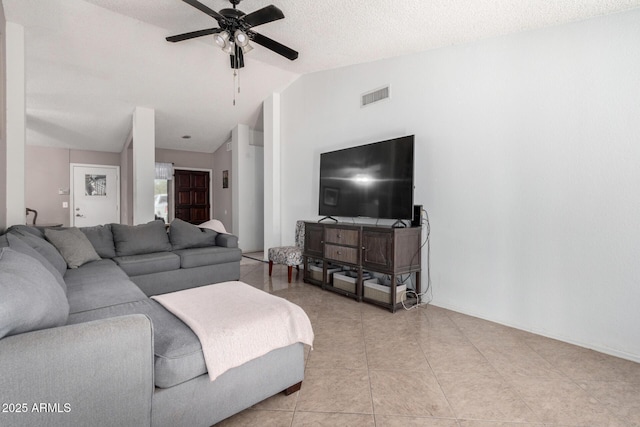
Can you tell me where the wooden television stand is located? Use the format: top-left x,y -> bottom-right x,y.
302,221 -> 422,312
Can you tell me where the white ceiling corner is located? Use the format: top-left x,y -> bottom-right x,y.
4,0 -> 640,153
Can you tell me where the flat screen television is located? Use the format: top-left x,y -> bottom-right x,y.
318,135 -> 414,221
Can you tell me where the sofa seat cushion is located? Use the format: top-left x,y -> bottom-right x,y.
64,259 -> 148,314
67,299 -> 206,388
113,252 -> 181,277
173,247 -> 243,269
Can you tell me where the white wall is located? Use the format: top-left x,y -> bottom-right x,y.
25,146 -> 121,227
276,10 -> 640,361
212,140 -> 232,232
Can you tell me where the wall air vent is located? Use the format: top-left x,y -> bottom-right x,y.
361,85 -> 390,107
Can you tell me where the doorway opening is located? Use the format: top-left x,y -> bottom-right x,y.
154,180 -> 168,223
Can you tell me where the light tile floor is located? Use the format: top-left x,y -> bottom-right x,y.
216,252 -> 640,426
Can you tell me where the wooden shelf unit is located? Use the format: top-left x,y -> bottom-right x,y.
303,221 -> 422,312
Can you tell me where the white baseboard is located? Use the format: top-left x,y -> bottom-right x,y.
430,301 -> 640,364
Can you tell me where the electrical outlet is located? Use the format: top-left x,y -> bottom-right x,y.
62,202 -> 69,208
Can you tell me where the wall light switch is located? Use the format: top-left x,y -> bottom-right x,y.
62,202 -> 69,208
58,188 -> 70,195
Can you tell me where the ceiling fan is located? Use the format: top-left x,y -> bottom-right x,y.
166,0 -> 298,69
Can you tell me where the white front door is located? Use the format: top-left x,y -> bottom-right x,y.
71,164 -> 120,227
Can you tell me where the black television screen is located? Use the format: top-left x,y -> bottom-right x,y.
319,135 -> 414,220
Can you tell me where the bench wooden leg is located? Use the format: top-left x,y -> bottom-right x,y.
269,260 -> 273,276
287,266 -> 292,283
284,381 -> 302,396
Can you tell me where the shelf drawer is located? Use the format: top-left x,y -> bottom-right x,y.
324,244 -> 359,264
325,227 -> 359,246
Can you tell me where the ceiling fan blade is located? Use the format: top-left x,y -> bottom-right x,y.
166,27 -> 221,43
244,5 -> 285,28
250,32 -> 298,61
181,0 -> 225,22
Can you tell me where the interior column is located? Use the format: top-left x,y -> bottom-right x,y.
263,93 -> 281,258
132,106 -> 155,225
5,22 -> 25,228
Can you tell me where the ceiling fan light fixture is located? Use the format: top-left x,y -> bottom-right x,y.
241,43 -> 253,54
234,30 -> 249,47
167,0 -> 299,64
213,30 -> 230,49
222,42 -> 235,55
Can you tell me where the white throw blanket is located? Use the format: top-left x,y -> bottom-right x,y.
152,281 -> 314,381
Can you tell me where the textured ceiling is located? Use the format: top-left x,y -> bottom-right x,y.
4,0 -> 640,153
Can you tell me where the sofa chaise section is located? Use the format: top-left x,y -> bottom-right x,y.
68,298 -> 207,389
152,343 -> 305,427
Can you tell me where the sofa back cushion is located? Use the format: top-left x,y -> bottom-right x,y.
44,227 -> 101,269
7,229 -> 67,277
5,233 -> 67,293
6,224 -> 45,239
111,220 -> 172,257
169,218 -> 218,250
0,248 -> 69,339
80,224 -> 116,259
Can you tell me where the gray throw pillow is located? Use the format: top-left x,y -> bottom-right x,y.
8,230 -> 67,276
80,224 -> 116,259
6,233 -> 67,294
169,218 -> 218,250
44,227 -> 101,269
0,248 -> 69,339
111,220 -> 172,256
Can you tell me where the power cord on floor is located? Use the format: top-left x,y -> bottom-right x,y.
402,207 -> 432,310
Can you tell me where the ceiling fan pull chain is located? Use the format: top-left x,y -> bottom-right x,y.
233,70 -> 237,106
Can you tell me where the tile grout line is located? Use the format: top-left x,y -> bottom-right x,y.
441,310 -> 627,426
415,306 -> 461,423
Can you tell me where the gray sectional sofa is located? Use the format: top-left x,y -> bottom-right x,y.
0,220 -> 306,427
